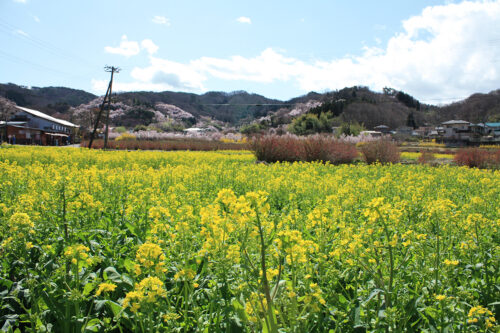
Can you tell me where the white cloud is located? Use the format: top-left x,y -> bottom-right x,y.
31,15 -> 40,22
104,35 -> 140,57
141,39 -> 159,55
14,29 -> 29,37
131,57 -> 207,91
152,16 -> 170,26
13,0 -> 27,3
236,16 -> 252,24
95,1 -> 500,103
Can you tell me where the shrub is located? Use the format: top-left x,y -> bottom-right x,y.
240,123 -> 265,135
83,139 -> 247,151
302,136 -> 331,162
303,136 -> 358,164
454,148 -> 498,168
326,141 -> 359,164
114,126 -> 127,134
335,121 -> 364,137
251,135 -> 304,163
251,134 -> 358,164
492,149 -> 500,166
289,113 -> 331,135
359,139 -> 400,164
417,151 -> 435,165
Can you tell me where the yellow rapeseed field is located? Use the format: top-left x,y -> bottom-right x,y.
0,146 -> 498,332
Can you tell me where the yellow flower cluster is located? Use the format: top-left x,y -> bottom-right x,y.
64,244 -> 92,265
174,268 -> 196,281
134,242 -> 166,275
123,276 -> 166,312
467,305 -> 496,329
443,259 -> 459,266
95,282 -> 117,296
1,212 -> 35,251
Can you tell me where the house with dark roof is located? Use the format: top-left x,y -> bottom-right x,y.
1,106 -> 78,145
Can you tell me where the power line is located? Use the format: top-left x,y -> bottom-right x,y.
0,18 -> 95,69
201,104 -> 293,106
0,49 -> 90,80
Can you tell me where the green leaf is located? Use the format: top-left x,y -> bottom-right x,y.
232,299 -> 248,323
0,277 -> 13,289
83,282 -> 96,297
362,288 -> 383,306
103,267 -> 121,283
107,300 -> 123,317
83,318 -> 101,332
125,222 -> 136,236
122,258 -> 135,273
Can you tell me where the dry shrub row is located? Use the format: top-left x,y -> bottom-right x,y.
251,135 -> 358,164
82,139 -> 248,151
454,148 -> 500,168
358,139 -> 401,164
417,151 -> 435,165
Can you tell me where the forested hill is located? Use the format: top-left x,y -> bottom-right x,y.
0,83 -> 284,125
0,83 -> 97,114
1,82 -> 499,128
285,87 -> 500,130
114,90 -> 284,124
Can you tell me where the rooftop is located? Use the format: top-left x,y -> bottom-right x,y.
15,106 -> 78,128
441,120 -> 470,125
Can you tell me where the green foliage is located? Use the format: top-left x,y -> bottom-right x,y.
114,126 -> 127,134
406,112 -> 417,129
396,91 -> 420,110
126,108 -> 155,126
240,123 -> 266,135
154,121 -> 185,132
133,124 -> 148,132
336,121 -> 365,136
289,113 -> 332,135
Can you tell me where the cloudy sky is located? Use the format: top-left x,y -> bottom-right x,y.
1,0 -> 499,103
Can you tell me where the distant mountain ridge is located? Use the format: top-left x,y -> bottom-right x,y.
1,83 -> 499,130
0,83 -> 96,114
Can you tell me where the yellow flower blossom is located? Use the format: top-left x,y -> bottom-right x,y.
95,282 -> 117,296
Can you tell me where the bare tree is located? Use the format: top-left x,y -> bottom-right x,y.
0,97 -> 18,142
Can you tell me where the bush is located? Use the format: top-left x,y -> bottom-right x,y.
326,141 -> 359,164
359,139 -> 400,164
251,134 -> 358,164
417,151 -> 435,165
303,136 -> 358,164
134,125 -> 148,132
454,148 -> 499,168
251,135 -> 304,163
335,121 -> 364,137
240,123 -> 265,135
289,113 -> 331,135
83,139 -> 247,151
492,149 -> 500,165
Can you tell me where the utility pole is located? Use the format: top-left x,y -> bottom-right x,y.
88,66 -> 120,149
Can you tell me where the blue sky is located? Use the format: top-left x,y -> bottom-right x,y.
1,0 -> 500,103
